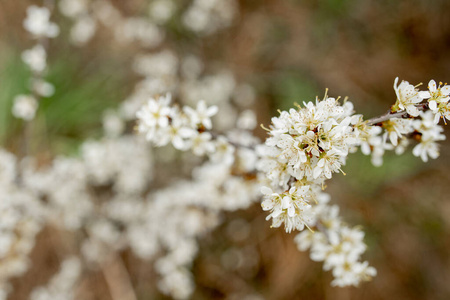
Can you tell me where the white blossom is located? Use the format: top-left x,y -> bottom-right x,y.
12,94 -> 38,121
382,118 -> 413,146
183,100 -> 218,129
412,111 -> 445,162
23,6 -> 59,38
71,16 -> 97,45
149,0 -> 176,24
393,77 -> 423,116
21,45 -> 46,73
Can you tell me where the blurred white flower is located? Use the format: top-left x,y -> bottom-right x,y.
21,44 -> 46,73
23,6 -> 60,38
393,77 -> 423,116
12,94 -> 38,121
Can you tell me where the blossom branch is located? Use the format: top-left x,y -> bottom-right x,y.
366,103 -> 428,125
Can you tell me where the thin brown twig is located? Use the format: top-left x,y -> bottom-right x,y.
366,103 -> 428,126
102,254 -> 138,300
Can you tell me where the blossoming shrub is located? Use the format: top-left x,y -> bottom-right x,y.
1,1 -> 449,300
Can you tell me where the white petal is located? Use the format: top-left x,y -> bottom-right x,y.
206,105 -> 218,116
282,196 -> 291,209
428,80 -> 437,92
289,186 -> 296,195
434,113 -> 441,124
428,100 -> 437,111
288,206 -> 296,217
197,100 -> 206,111
441,85 -> 450,95
419,91 -> 431,99
421,151 -> 428,162
261,199 -> 274,211
299,151 -> 307,163
361,143 -> 371,155
298,185 -> 309,194
203,118 -> 212,129
261,186 -> 272,196
271,209 -> 282,218
406,106 -> 420,117
389,132 -> 398,146
412,144 -> 422,157
313,166 -> 322,179
172,136 -> 186,150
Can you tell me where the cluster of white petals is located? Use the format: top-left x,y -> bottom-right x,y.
30,257 -> 82,300
7,1 -> 450,298
393,77 -> 423,116
256,95 -> 378,285
182,0 -> 237,35
255,77 -> 450,286
259,97 -> 361,187
23,6 -> 59,38
294,191 -> 376,287
419,80 -> 450,123
360,78 -> 447,165
412,111 -> 446,162
12,94 -> 39,121
13,5 -> 58,121
0,151 -> 43,300
137,94 -> 219,154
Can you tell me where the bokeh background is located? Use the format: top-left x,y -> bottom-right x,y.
1,0 -> 450,299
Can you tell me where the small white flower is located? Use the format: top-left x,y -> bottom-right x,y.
102,110 -> 125,138
71,16 -> 97,46
149,0 -> 176,24
236,109 -> 257,130
31,79 -> 54,97
21,45 -> 46,73
167,119 -> 197,150
261,184 -> 313,233
412,138 -> 440,162
59,0 -> 89,18
183,100 -> 218,129
417,81 -> 450,123
382,118 -> 413,146
393,77 -> 423,117
23,6 -> 60,38
137,94 -> 173,130
412,111 -> 446,162
191,132 -> 215,156
12,95 -> 38,121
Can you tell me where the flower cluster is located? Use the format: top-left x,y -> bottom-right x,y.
256,95 -> 378,285
259,96 -> 360,187
58,0 -> 96,45
12,5 -> 59,121
0,151 -> 43,299
23,5 -> 59,38
182,0 -> 237,35
294,191 -> 376,287
30,257 -> 81,300
256,77 -> 450,286
360,78 -> 447,165
137,94 -> 219,155
6,1 -> 450,299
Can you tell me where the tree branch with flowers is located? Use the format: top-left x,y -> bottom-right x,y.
4,1 -> 450,299
136,76 -> 449,287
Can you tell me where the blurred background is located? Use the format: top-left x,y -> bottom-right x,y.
1,0 -> 450,299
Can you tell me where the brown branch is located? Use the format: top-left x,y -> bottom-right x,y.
366,103 -> 428,126
102,254 -> 138,300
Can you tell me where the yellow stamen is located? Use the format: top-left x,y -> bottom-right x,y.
260,124 -> 271,131
305,223 -> 314,233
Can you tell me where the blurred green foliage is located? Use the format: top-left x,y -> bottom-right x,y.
345,151 -> 422,195
0,46 -> 127,155
271,71 -> 319,112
